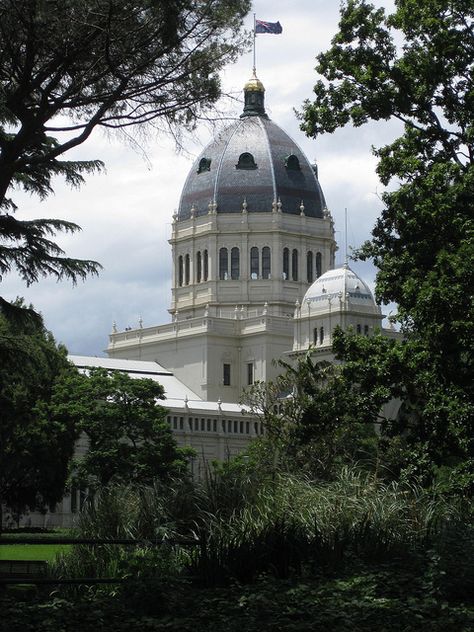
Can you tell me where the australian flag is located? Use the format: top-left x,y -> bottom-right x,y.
255,19 -> 283,34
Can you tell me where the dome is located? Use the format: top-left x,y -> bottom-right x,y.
303,264 -> 380,313
178,73 -> 326,220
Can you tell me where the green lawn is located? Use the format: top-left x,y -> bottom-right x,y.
0,544 -> 71,562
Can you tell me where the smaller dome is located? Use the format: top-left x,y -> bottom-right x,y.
303,264 -> 380,313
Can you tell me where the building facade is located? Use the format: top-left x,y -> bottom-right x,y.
107,72 -> 338,402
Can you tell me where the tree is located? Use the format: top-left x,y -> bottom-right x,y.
300,0 -> 473,479
47,367 -> 191,489
0,0 -> 251,316
0,303 -> 78,528
242,354 -> 378,478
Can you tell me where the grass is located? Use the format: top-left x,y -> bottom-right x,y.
0,544 -> 71,562
0,529 -> 73,562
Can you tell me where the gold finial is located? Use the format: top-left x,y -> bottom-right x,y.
244,69 -> 265,92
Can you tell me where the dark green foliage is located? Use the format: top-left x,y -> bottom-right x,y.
46,367 -> 192,489
3,465 -> 470,630
0,303 -> 77,524
242,355 -> 378,478
299,0 -> 474,478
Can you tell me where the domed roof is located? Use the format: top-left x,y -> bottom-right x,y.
178,73 -> 326,220
303,264 -> 380,313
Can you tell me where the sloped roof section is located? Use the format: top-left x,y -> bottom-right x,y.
69,355 -> 202,402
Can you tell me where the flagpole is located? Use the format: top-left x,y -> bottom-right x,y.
253,13 -> 256,72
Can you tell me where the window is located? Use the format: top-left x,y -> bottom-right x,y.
364,325 -> 369,336
285,154 -> 300,170
357,324 -> 362,334
283,248 -> 289,279
250,246 -> 259,278
178,255 -> 184,287
292,249 -> 298,281
203,250 -> 209,281
307,251 -> 314,283
231,247 -> 240,280
223,363 -> 231,386
236,152 -> 257,170
262,246 -> 271,279
247,362 -> 254,385
70,486 -> 77,513
313,328 -> 318,346
197,157 -> 211,173
219,247 -> 228,280
316,252 -> 322,278
184,254 -> 190,285
319,326 -> 324,345
196,251 -> 202,283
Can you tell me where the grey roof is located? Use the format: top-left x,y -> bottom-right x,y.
69,355 -> 201,401
178,115 -> 326,220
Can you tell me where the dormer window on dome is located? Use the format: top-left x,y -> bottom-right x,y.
285,154 -> 301,171
197,157 -> 211,174
236,152 -> 257,170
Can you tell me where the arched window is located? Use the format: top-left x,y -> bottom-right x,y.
285,154 -> 300,171
316,252 -> 322,278
178,255 -> 183,287
319,326 -> 324,345
307,251 -> 314,283
197,157 -> 211,173
203,250 -> 209,281
292,249 -> 298,281
184,254 -> 190,285
196,251 -> 202,283
283,248 -> 289,280
262,246 -> 271,279
219,247 -> 228,280
313,328 -> 318,346
236,152 -> 257,170
231,247 -> 240,280
250,246 -> 259,278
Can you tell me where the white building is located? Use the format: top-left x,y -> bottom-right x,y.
107,71 -> 339,402
6,73 -> 396,528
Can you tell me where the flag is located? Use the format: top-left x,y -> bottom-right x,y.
255,19 -> 282,34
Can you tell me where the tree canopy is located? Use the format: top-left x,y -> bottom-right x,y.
0,0 -> 251,316
300,0 -> 473,482
242,354 -> 378,478
0,305 -> 77,526
47,367 -> 191,489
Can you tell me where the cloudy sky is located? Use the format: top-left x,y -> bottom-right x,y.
3,0 -> 399,356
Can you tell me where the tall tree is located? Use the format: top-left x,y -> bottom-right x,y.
0,304 -> 78,528
242,354 -> 378,478
0,0 -> 251,316
300,0 -> 473,477
47,367 -> 191,489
